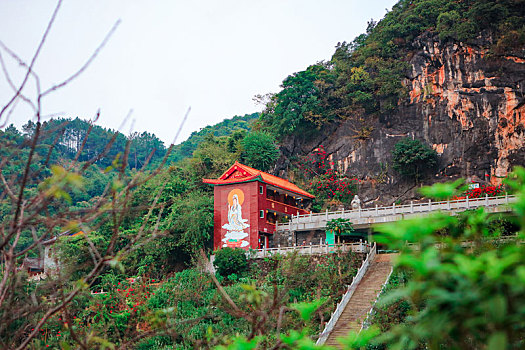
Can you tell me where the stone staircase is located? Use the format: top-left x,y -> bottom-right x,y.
324,254 -> 394,347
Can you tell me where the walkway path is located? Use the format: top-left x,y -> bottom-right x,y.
324,254 -> 394,347
277,194 -> 515,231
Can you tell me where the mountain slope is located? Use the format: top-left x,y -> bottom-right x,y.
169,112 -> 259,163
259,0 -> 525,205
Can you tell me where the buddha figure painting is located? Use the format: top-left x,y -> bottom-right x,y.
222,189 -> 250,248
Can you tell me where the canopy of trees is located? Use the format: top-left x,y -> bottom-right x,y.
258,0 -> 525,139
169,113 -> 259,163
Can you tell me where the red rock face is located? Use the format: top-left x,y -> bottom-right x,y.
277,33 -> 524,204
405,36 -> 524,184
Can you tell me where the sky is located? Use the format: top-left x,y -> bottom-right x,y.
0,0 -> 398,145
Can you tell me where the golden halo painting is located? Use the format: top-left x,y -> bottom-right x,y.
227,188 -> 244,206
222,188 -> 249,248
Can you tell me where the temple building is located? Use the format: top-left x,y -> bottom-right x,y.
203,162 -> 314,250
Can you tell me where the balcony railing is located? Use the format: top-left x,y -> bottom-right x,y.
276,194 -> 516,231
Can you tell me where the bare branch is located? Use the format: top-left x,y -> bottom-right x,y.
0,0 -> 62,122
0,50 -> 37,113
41,20 -> 121,98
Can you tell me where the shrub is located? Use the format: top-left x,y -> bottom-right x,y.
392,138 -> 437,180
301,145 -> 360,208
240,131 -> 280,171
213,247 -> 248,277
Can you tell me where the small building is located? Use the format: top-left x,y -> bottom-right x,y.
23,231 -> 85,278
203,162 -> 314,250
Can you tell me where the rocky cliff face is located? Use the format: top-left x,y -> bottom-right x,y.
279,33 -> 525,205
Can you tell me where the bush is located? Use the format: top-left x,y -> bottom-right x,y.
391,138 -> 437,180
213,247 -> 248,277
241,131 -> 280,171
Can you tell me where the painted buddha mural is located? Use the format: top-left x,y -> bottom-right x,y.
222,189 -> 249,248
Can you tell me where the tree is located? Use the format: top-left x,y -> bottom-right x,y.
326,218 -> 354,244
0,4 -> 183,348
326,218 -> 354,236
240,131 -> 280,172
213,247 -> 248,278
259,64 -> 335,137
392,138 -> 437,180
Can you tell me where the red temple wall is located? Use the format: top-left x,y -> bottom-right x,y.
213,181 -> 260,250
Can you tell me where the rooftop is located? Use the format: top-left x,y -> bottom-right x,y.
203,162 -> 314,199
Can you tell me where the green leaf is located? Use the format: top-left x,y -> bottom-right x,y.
337,326 -> 380,348
487,332 -> 507,350
290,298 -> 326,321
419,179 -> 465,200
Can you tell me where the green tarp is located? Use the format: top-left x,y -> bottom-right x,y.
325,230 -> 335,245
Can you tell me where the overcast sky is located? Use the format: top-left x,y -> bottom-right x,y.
0,0 -> 398,144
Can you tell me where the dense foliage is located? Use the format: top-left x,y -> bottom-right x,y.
3,0 -> 525,348
213,247 -> 249,278
368,168 -> 525,349
240,132 -> 280,172
258,0 -> 525,140
24,117 -> 167,170
23,251 -> 364,349
464,184 -> 505,199
298,145 -> 360,211
169,113 -> 259,163
392,138 -> 438,180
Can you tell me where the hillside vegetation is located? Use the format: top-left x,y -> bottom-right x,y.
169,112 -> 259,163
259,0 -> 525,140
1,0 -> 525,348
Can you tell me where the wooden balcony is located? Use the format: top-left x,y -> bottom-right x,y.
265,198 -> 309,217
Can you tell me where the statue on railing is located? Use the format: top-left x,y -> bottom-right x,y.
351,195 -> 361,210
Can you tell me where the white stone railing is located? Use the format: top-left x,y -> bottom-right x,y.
277,194 -> 516,231
250,241 -> 369,259
316,242 -> 377,345
91,289 -> 108,295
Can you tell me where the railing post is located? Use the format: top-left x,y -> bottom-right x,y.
410,201 -> 414,213
278,244 -> 281,253
466,196 -> 469,209
375,204 -> 378,215
447,199 -> 451,210
325,209 -> 329,221
505,192 -> 509,204
310,242 -> 312,254
393,202 -> 395,215
341,208 -> 344,217
358,206 -> 361,218
310,212 -> 312,222
428,199 -> 432,210
485,194 -> 489,206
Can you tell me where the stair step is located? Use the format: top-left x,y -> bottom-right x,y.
323,254 -> 395,348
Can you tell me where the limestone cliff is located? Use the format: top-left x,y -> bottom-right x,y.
279,33 -> 525,205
